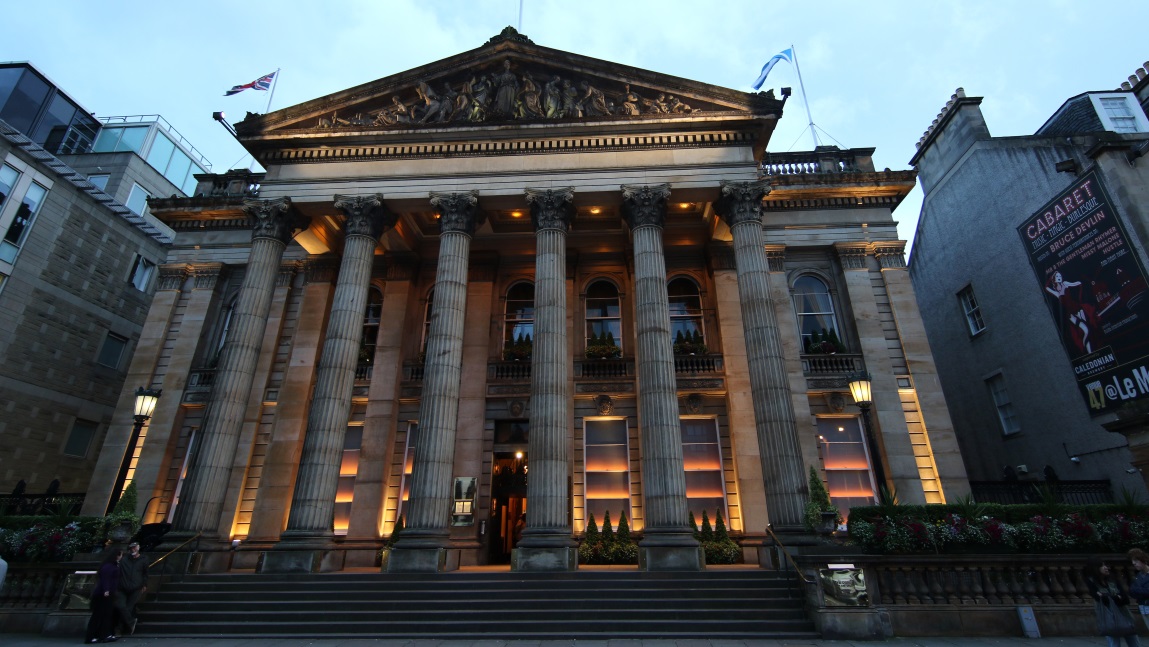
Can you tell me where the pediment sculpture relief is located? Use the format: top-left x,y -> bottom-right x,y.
313,58 -> 710,131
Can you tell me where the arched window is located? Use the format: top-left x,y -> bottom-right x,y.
668,277 -> 704,347
793,276 -> 841,351
359,288 -> 383,368
585,280 -> 622,351
504,282 -> 535,348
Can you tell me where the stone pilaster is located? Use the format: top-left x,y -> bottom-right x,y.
622,183 -> 701,571
514,187 -> 578,571
715,181 -> 806,532
172,198 -> 305,537
267,197 -> 395,568
388,191 -> 481,573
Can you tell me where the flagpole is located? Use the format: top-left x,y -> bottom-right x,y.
790,45 -> 821,148
264,68 -> 281,114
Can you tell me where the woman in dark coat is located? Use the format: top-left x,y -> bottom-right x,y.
86,549 -> 122,643
1085,558 -> 1142,647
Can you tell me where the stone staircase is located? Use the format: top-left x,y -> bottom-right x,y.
138,569 -> 817,639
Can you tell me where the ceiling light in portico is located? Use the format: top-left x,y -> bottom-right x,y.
511,211 -> 523,218
679,203 -> 691,209
589,207 -> 601,215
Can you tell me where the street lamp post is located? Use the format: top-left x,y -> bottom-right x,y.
107,387 -> 162,514
846,372 -> 888,500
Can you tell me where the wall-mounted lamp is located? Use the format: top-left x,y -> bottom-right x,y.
1070,456 -> 1081,464
213,111 -> 239,139
1054,159 -> 1079,174
781,87 -> 793,98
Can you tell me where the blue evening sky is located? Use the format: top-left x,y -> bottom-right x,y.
4,0 -> 1148,250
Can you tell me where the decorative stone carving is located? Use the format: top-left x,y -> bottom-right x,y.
683,393 -> 703,414
508,400 -> 526,417
765,245 -> 786,273
621,183 -> 671,230
825,391 -> 846,413
593,394 -> 614,415
486,25 -> 534,46
714,180 -> 770,228
333,194 -> 397,239
277,261 -> 299,287
243,197 -> 304,244
525,187 -> 575,232
159,264 -> 190,291
429,191 -> 482,236
873,243 -> 908,269
708,245 -> 736,271
303,258 -> 340,284
835,243 -> 869,270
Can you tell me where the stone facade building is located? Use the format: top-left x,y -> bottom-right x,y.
82,29 -> 967,571
908,63 -> 1149,496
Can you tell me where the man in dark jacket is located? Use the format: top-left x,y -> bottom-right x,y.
115,542 -> 148,635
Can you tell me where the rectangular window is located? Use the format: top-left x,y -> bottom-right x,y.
125,183 -> 149,216
1100,97 -> 1139,133
333,417 -> 364,536
88,174 -> 109,191
958,286 -> 986,335
0,164 -> 18,209
584,418 -> 631,528
129,254 -> 156,291
97,332 -> 129,368
816,417 -> 876,522
0,181 -> 47,263
986,373 -> 1021,435
63,419 -> 99,458
680,417 -> 726,523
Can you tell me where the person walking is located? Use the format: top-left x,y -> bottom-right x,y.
85,548 -> 122,644
1130,548 -> 1149,631
114,541 -> 148,636
1085,558 -> 1142,647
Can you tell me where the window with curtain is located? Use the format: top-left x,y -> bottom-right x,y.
504,282 -> 535,347
816,417 -> 876,522
585,280 -> 622,350
793,275 -> 840,350
668,277 -> 704,345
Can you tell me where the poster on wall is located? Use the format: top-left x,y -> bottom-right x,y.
1018,171 -> 1149,416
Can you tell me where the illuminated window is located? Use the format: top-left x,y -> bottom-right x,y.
585,280 -> 621,351
986,373 -> 1020,436
583,418 -> 631,527
958,285 -> 985,335
504,282 -> 534,347
680,417 -> 726,522
396,422 -> 418,522
668,277 -> 704,346
793,276 -> 840,350
816,417 -> 876,521
333,411 -> 364,536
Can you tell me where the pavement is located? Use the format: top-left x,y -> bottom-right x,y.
0,637 -> 1118,647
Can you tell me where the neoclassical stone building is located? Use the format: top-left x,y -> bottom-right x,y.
81,29 -> 968,571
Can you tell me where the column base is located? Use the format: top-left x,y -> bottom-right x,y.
639,544 -> 705,571
384,546 -> 460,573
512,545 -> 578,571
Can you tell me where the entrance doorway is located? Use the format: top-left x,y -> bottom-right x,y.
488,450 -> 527,564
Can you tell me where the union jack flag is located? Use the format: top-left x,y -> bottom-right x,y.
224,71 -> 277,96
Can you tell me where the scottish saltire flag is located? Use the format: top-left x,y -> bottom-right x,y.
224,71 -> 277,96
752,49 -> 792,90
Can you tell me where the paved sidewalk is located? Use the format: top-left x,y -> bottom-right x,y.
0,636 -> 1113,647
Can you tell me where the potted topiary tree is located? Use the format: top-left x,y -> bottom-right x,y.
585,331 -> 622,359
804,465 -> 840,535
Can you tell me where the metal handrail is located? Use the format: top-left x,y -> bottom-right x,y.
149,532 -> 202,569
763,524 -> 811,585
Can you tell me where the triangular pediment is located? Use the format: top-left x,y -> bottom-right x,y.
235,27 -> 782,139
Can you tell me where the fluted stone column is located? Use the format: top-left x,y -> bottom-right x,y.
622,183 -> 702,571
262,196 -> 395,570
714,181 -> 806,531
388,191 -> 481,573
172,198 -> 305,537
513,187 -> 578,571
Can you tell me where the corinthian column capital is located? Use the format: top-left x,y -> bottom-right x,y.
243,197 -> 306,244
525,187 -> 575,232
621,183 -> 671,230
333,193 -> 398,239
430,190 -> 482,235
715,180 -> 771,227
